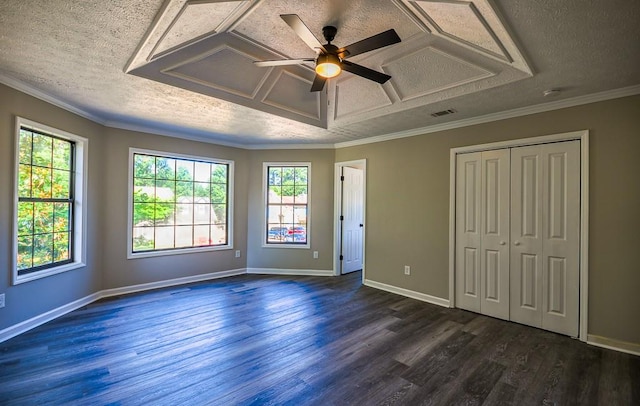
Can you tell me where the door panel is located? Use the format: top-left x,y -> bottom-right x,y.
510,145 -> 544,328
456,153 -> 482,312
341,167 -> 364,274
480,149 -> 510,320
541,140 -> 580,336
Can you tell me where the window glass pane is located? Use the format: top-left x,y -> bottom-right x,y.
282,167 -> 295,185
19,130 -> 32,164
194,182 -> 210,199
212,204 -> 226,224
32,166 -> 52,198
175,226 -> 193,248
53,232 -> 70,262
155,157 -> 175,180
294,206 -> 307,224
33,233 -> 54,267
53,203 -> 70,232
133,203 -> 156,226
268,167 -> 281,186
52,138 -> 71,170
134,178 -> 155,202
295,167 -> 308,184
212,225 -> 226,245
211,183 -> 227,204
52,169 -> 70,198
156,202 -> 174,224
32,133 -> 53,168
194,225 -> 210,246
134,155 -> 155,178
34,202 -> 54,234
268,186 -> 282,204
212,164 -> 227,184
194,161 -> 210,182
17,202 -> 34,236
176,181 -> 193,199
194,204 -> 210,224
18,164 -> 32,198
176,203 -> 193,225
17,235 -> 33,270
155,226 -> 175,249
133,227 -> 154,251
294,186 -> 307,203
176,160 -> 194,181
155,179 -> 175,202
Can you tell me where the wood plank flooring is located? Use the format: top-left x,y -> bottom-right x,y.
1,272 -> 638,405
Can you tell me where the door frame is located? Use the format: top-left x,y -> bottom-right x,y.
334,159 -> 367,281
448,130 -> 589,341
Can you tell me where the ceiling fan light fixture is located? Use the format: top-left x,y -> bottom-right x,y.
315,54 -> 341,78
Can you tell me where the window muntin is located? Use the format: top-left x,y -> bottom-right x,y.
265,164 -> 310,246
16,128 -> 74,274
129,150 -> 233,257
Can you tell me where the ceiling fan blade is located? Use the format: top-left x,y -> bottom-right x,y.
340,60 -> 391,84
338,29 -> 401,59
280,14 -> 327,53
254,58 -> 314,67
310,74 -> 326,92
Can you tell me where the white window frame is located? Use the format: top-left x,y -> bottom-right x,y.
262,162 -> 311,249
127,147 -> 234,259
12,117 -> 89,285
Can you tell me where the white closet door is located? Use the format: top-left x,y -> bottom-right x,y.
455,152 -> 482,312
510,141 -> 580,336
541,140 -> 580,336
480,149 -> 510,320
510,145 -> 544,328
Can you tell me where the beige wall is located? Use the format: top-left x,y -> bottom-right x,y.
100,127 -> 250,289
336,94 -> 640,344
0,84 -> 104,330
246,149 -> 335,271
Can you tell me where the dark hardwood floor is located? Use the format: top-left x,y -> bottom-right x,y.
1,272 -> 638,405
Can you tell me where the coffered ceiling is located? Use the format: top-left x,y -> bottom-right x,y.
0,0 -> 639,147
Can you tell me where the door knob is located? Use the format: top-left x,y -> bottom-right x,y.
499,241 -> 506,245
514,241 -> 521,246
359,224 -> 363,227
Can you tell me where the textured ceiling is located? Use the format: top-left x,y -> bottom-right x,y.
0,0 -> 639,147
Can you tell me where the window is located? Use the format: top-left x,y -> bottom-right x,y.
128,148 -> 233,258
264,163 -> 310,247
14,118 -> 88,284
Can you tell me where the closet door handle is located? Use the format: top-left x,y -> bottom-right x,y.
499,241 -> 506,245
514,241 -> 521,246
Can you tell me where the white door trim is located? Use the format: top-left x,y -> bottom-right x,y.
334,159 -> 367,281
449,130 -> 589,341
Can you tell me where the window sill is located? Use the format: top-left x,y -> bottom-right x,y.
127,244 -> 232,260
14,261 -> 86,285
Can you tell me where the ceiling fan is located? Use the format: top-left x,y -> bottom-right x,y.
254,14 -> 401,92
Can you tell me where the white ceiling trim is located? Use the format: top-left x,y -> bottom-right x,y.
334,84 -> 640,149
2,73 -> 638,151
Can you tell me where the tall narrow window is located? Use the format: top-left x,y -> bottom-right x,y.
14,117 -> 88,284
264,163 -> 310,247
128,148 -> 233,258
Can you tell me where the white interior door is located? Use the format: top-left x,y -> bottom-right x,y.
455,152 -> 482,312
341,167 -> 364,274
510,141 -> 580,336
480,149 -> 510,320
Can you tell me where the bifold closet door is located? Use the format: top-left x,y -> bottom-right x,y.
455,149 -> 510,319
510,141 -> 580,337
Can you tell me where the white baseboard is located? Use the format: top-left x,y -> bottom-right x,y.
246,268 -> 334,277
363,279 -> 450,308
100,268 -> 247,298
0,292 -> 100,343
0,269 -> 246,344
587,334 -> 640,357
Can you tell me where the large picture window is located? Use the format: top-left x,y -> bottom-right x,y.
129,149 -> 233,258
264,163 -> 310,247
14,118 -> 88,283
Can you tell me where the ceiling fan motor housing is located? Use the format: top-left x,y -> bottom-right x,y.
322,26 -> 337,43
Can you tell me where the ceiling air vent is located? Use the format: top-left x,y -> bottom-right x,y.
431,109 -> 457,117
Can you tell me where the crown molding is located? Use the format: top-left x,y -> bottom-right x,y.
2,73 -> 638,151
0,73 -> 107,125
334,84 -> 640,149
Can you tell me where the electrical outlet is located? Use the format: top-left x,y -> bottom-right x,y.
404,265 -> 411,275
235,250 -> 241,258
0,293 -> 5,309
313,251 -> 319,259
